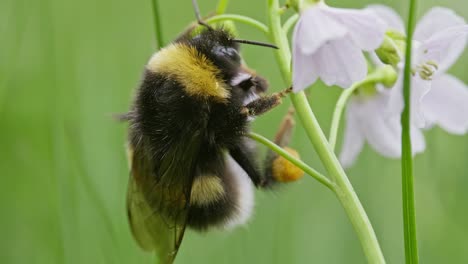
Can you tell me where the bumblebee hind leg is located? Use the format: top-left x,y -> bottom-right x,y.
264,109 -> 304,184
232,108 -> 304,189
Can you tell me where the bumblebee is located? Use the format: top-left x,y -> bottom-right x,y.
122,2 -> 303,263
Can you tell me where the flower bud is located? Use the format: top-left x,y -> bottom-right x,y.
192,20 -> 238,38
375,31 -> 406,67
289,0 -> 321,12
379,65 -> 398,88
305,0 -> 321,4
220,20 -> 238,37
287,0 -> 302,12
358,83 -> 378,97
357,65 -> 397,96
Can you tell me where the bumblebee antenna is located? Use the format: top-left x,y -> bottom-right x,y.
232,39 -> 279,49
192,0 -> 214,30
191,0 -> 277,49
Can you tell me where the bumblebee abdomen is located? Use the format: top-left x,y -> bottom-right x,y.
190,175 -> 225,206
187,154 -> 254,231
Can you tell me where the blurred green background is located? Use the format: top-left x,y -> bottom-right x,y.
1,0 -> 468,263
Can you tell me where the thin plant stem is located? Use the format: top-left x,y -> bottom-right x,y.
267,0 -> 385,262
282,14 -> 298,35
149,1 -> 165,263
206,14 -> 269,34
216,0 -> 229,14
329,86 -> 358,152
329,66 -> 396,151
401,0 -> 419,262
291,93 -> 385,264
150,0 -> 164,49
248,132 -> 334,190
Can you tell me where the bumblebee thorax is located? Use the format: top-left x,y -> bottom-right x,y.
147,43 -> 230,102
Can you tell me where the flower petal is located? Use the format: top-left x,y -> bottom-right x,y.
414,7 -> 466,41
386,73 -> 404,116
323,6 -> 386,51
359,95 -> 402,158
411,76 -> 432,128
410,124 -> 427,155
366,4 -> 405,32
312,39 -> 368,88
295,5 -> 347,55
419,25 -> 468,72
353,91 -> 425,158
365,109 -> 425,157
339,99 -> 365,168
421,74 -> 468,134
386,72 -> 431,128
292,47 -> 318,92
344,92 -> 426,160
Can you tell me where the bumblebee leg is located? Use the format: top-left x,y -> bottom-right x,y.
264,109 -> 304,185
242,87 -> 292,117
272,108 -> 295,147
233,108 -> 303,189
229,144 -> 264,187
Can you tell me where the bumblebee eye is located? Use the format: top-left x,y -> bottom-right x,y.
212,46 -> 239,61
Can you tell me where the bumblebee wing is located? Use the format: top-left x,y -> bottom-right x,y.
126,145 -> 188,264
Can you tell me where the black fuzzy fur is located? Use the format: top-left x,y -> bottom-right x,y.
127,28 -> 280,232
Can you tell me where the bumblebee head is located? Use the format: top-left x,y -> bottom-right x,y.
179,0 -> 277,103
187,28 -> 242,81
185,28 -> 273,104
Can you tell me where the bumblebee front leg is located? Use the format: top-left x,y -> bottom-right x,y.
241,87 -> 292,117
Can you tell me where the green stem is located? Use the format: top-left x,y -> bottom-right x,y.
329,66 -> 396,151
267,0 -> 385,262
248,132 -> 334,190
216,0 -> 229,14
401,0 -> 419,263
329,86 -> 358,152
266,2 -> 291,79
291,93 -> 385,264
206,14 -> 269,34
148,3 -> 162,262
282,14 -> 298,35
150,0 -> 164,49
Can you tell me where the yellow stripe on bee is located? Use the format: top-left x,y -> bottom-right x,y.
147,44 -> 230,102
190,175 -> 225,206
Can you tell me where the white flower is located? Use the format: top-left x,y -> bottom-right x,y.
292,1 -> 386,91
339,89 -> 425,168
369,6 -> 468,133
340,6 -> 468,168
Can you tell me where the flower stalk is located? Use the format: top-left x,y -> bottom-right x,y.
206,14 -> 269,34
267,0 -> 385,262
401,0 -> 419,262
216,0 -> 230,14
329,65 -> 397,151
248,132 -> 333,189
150,0 -> 164,49
282,14 -> 299,35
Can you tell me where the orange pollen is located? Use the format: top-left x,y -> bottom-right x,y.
272,147 -> 304,182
